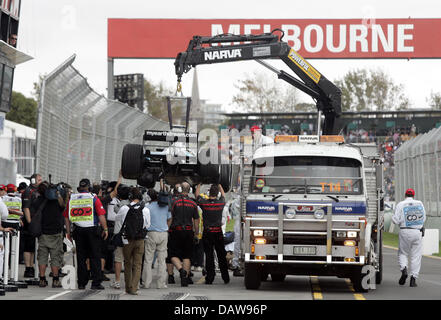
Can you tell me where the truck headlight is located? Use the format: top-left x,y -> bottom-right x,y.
285,208 -> 296,219
314,209 -> 325,219
253,230 -> 264,237
347,231 -> 358,238
336,231 -> 347,238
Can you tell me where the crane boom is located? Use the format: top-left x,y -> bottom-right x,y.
174,30 -> 342,134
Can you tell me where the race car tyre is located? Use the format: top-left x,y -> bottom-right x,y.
121,144 -> 144,179
219,163 -> 232,192
198,146 -> 220,183
244,263 -> 261,290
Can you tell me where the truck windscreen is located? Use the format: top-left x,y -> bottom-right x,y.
251,156 -> 362,195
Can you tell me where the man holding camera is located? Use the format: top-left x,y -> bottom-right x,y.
64,178 -> 108,290
36,181 -> 66,288
22,173 -> 43,278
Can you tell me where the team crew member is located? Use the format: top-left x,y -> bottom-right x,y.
167,183 -> 181,284
196,183 -> 230,284
64,179 -> 108,290
169,182 -> 199,287
392,188 -> 426,287
21,173 -> 43,278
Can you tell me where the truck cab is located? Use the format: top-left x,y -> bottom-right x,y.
240,135 -> 384,292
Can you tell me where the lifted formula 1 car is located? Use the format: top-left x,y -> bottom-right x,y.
121,96 -> 232,191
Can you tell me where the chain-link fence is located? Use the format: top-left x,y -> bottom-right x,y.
395,126 -> 441,217
36,55 -> 168,187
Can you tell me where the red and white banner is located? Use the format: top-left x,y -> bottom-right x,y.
1,0 -> 10,13
108,18 -> 441,59
9,0 -> 20,19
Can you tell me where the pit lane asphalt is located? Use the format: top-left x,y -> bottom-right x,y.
1,247 -> 440,300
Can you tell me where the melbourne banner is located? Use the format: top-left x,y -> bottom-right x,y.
108,18 -> 441,59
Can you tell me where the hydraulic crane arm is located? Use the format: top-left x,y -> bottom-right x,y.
174,30 -> 342,134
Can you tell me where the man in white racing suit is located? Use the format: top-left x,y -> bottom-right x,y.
392,188 -> 426,287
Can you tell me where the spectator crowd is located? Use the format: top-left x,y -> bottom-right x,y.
0,171 -> 240,294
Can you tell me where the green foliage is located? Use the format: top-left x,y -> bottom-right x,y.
232,71 -> 301,113
32,74 -> 45,102
6,91 -> 38,128
335,68 -> 411,112
427,91 -> 441,110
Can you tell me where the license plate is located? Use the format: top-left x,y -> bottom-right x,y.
293,246 -> 316,255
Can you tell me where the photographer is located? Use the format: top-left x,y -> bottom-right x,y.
21,173 -> 43,278
99,171 -> 122,278
36,181 -> 66,288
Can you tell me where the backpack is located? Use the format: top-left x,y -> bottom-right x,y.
122,203 -> 147,240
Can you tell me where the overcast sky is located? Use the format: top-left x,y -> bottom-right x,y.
13,0 -> 441,112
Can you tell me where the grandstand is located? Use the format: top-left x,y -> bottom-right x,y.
222,109 -> 441,137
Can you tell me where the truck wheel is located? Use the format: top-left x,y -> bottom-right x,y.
376,230 -> 383,285
350,266 -> 368,293
121,144 -> 144,179
244,263 -> 261,290
271,273 -> 286,282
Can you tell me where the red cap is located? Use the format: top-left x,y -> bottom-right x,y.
405,188 -> 415,197
250,125 -> 261,133
0,184 -> 6,191
6,184 -> 16,193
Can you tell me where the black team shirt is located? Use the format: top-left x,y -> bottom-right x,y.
197,196 -> 226,229
170,195 -> 199,228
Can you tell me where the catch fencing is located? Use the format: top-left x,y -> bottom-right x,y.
36,55 -> 168,187
394,126 -> 441,217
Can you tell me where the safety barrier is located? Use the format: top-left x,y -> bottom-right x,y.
36,55 -> 168,187
394,126 -> 441,217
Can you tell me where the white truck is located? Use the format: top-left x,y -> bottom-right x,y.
239,135 -> 384,292
172,30 -> 383,292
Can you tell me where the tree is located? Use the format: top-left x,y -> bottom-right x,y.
334,68 -> 411,112
232,71 -> 303,113
32,74 -> 45,102
427,91 -> 441,110
6,92 -> 38,128
144,78 -> 174,121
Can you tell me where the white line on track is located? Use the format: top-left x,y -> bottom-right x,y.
44,290 -> 72,300
176,293 -> 190,300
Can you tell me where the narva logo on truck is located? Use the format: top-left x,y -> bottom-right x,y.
204,49 -> 242,61
257,206 -> 276,211
246,202 -> 278,213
